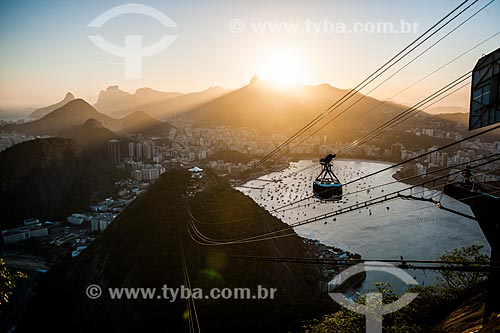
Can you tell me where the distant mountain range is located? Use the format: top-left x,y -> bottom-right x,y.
1,99 -> 174,137
2,99 -> 119,135
0,137 -> 123,228
93,86 -> 182,117
426,106 -> 468,115
94,85 -> 228,119
432,112 -> 469,126
1,79 -> 473,143
30,92 -> 75,119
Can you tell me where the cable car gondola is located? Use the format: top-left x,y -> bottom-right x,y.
313,153 -> 343,200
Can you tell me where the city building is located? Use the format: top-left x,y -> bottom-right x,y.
23,218 -> 40,226
91,219 -> 99,232
99,216 -> 114,231
107,139 -> 121,166
128,142 -> 135,157
67,214 -> 87,225
143,141 -> 153,160
136,142 -> 143,159
391,143 -> 404,160
89,204 -> 108,212
2,224 -> 48,244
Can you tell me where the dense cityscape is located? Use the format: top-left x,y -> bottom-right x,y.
2,115 -> 499,253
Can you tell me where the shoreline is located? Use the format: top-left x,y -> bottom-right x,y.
238,157 -> 397,186
302,237 -> 366,292
335,157 -> 396,166
392,168 -> 448,187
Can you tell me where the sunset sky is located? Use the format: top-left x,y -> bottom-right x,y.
1,0 -> 499,111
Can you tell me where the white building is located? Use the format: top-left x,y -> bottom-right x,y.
2,224 -> 48,244
67,214 -> 86,225
23,218 -> 40,226
89,204 -> 108,212
91,219 -> 99,232
99,217 -> 113,231
415,163 -> 427,177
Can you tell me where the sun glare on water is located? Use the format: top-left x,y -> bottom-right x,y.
256,48 -> 305,88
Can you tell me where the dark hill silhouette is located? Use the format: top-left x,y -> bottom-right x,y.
29,92 -> 75,119
0,137 -> 123,228
1,82 -> 472,144
17,169 -> 335,332
118,110 -> 174,136
184,77 -> 321,132
58,119 -> 130,160
182,77 -> 421,139
1,99 -> 119,136
1,99 -> 176,138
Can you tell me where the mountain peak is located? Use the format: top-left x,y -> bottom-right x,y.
39,98 -> 101,121
106,85 -> 121,91
96,86 -> 131,101
64,98 -> 95,110
205,85 -> 225,93
6,98 -> 119,136
134,87 -> 155,94
29,92 -> 76,119
249,75 -> 261,85
119,110 -> 174,135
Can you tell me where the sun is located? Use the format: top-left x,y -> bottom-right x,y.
256,48 -> 305,88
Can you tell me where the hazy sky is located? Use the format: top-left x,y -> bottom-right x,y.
1,0 -> 499,111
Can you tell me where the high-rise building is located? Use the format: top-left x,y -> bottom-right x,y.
136,142 -> 143,159
143,142 -> 153,160
107,139 -> 121,166
131,170 -> 142,181
149,168 -> 160,180
391,143 -> 403,160
150,140 -> 155,155
128,142 -> 135,157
